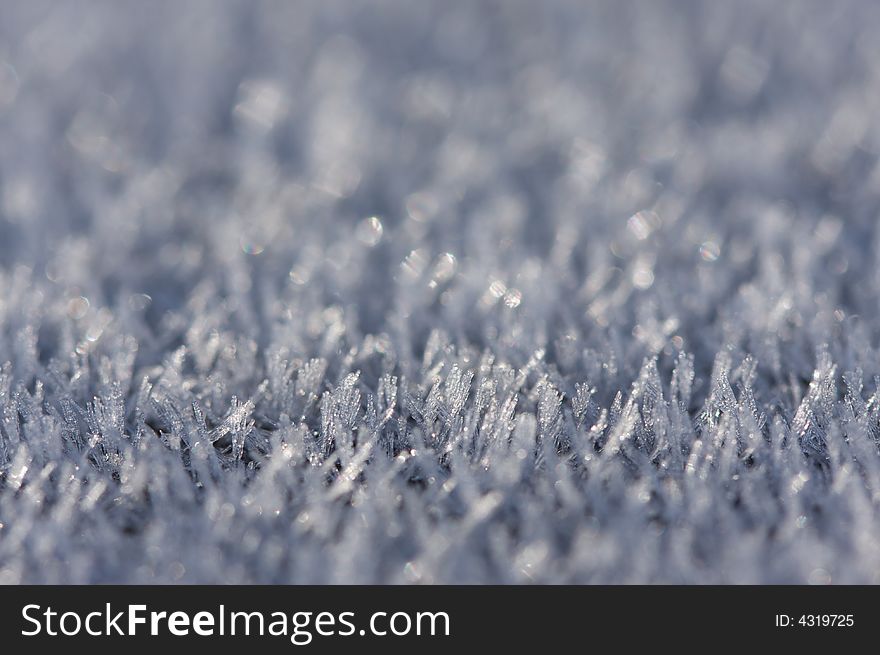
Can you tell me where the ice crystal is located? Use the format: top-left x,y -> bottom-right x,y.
0,0 -> 880,583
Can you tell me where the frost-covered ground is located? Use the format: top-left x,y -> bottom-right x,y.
1,1 -> 880,583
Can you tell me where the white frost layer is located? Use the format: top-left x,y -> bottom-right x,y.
1,1 -> 880,583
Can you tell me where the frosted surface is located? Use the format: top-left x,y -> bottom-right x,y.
1,1 -> 879,583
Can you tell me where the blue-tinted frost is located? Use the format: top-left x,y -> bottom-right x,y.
0,0 -> 879,583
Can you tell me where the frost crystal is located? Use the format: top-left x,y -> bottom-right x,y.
0,1 -> 879,584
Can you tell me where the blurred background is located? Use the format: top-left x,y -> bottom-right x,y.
2,2 -> 879,365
